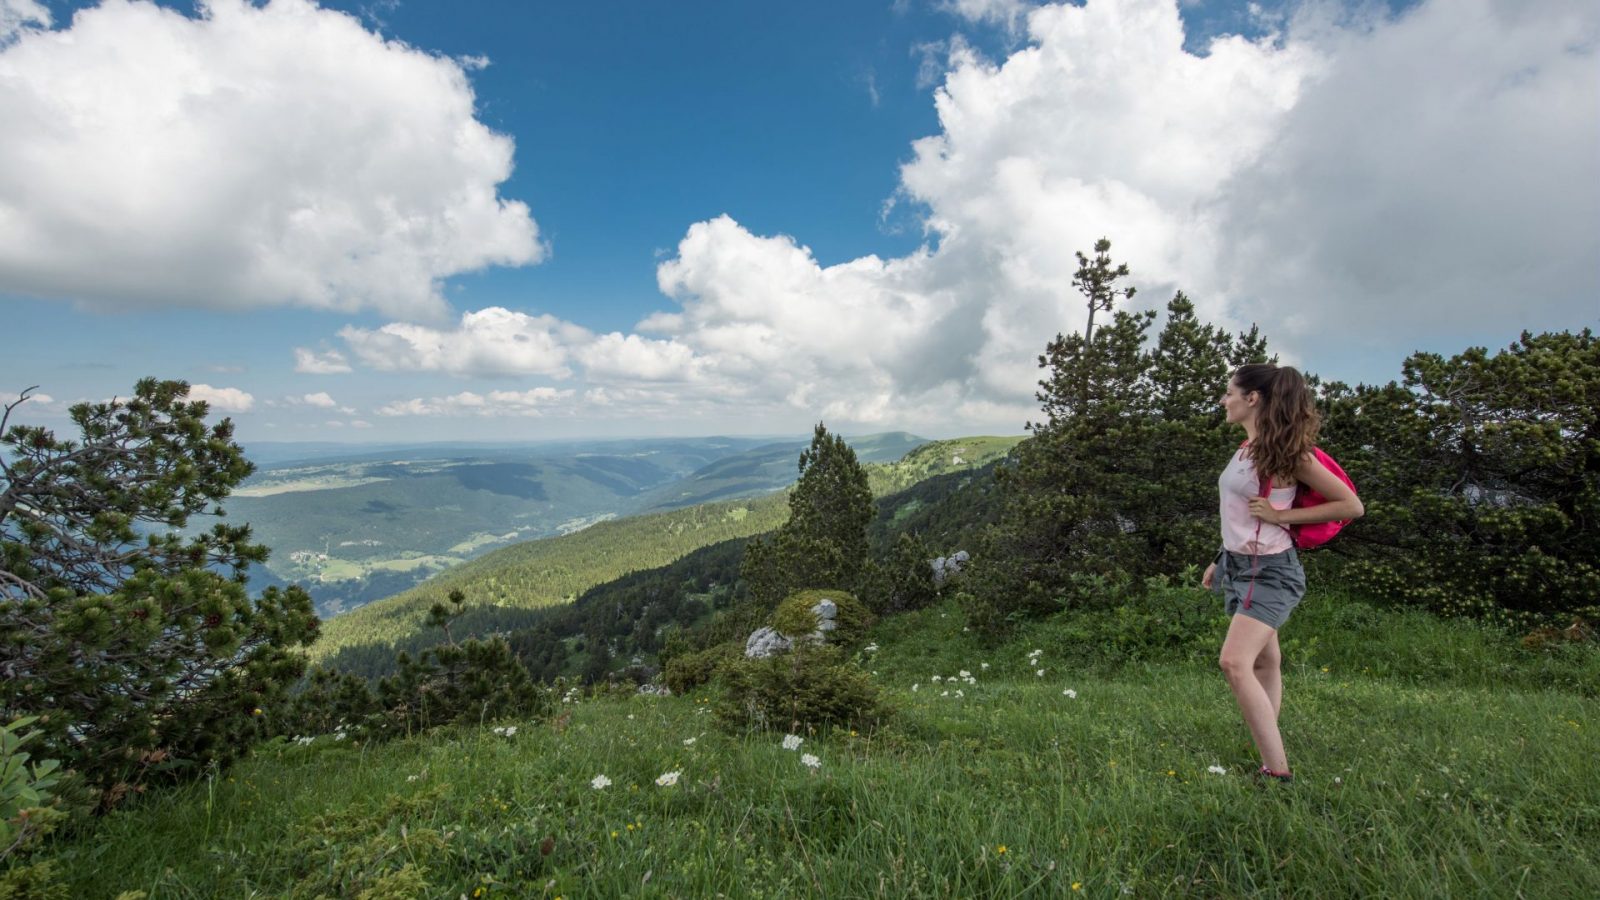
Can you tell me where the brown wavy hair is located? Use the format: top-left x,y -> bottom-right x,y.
1233,363 -> 1319,486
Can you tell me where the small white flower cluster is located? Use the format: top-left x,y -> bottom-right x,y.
683,737 -> 696,746
293,735 -> 315,747
1062,688 -> 1077,699
491,725 -> 518,738
863,642 -> 879,653
1207,765 -> 1227,775
800,753 -> 821,770
1028,648 -> 1044,676
781,733 -> 803,751
655,770 -> 681,787
561,687 -> 581,704
332,725 -> 350,742
591,774 -> 612,790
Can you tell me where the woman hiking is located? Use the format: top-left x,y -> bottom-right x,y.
1202,364 -> 1363,782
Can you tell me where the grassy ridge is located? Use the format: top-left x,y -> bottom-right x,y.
37,589 -> 1599,898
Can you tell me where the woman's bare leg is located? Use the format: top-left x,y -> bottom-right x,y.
1255,632 -> 1282,720
1219,614 -> 1289,773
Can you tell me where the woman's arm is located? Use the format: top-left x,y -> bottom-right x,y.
1247,452 -> 1364,526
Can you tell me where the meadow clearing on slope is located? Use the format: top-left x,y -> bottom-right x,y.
35,589 -> 1599,899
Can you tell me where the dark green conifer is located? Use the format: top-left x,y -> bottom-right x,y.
0,379 -> 319,797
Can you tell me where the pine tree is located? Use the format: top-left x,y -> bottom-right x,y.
740,424 -> 873,605
971,243 -> 1271,632
0,379 -> 318,797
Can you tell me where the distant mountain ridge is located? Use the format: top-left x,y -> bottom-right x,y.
308,434 -> 1022,660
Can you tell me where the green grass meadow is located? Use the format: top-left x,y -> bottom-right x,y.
30,590 -> 1600,899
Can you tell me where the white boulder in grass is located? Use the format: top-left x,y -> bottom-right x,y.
744,590 -> 865,658
745,626 -> 794,659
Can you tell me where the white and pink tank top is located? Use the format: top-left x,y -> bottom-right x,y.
1219,447 -> 1296,555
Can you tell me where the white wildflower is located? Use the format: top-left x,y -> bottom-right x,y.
980,663 -> 989,670
800,753 -> 821,769
655,770 -> 681,787
940,690 -> 949,697
591,774 -> 612,790
954,689 -> 964,698
683,737 -> 696,746
912,683 -> 920,692
1207,765 -> 1227,775
1036,669 -> 1046,677
1062,688 -> 1077,699
932,675 -> 942,683
959,670 -> 971,679
781,734 -> 803,751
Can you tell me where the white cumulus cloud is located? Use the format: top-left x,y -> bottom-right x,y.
318,0 -> 1597,434
294,348 -> 353,374
375,387 -> 574,417
0,0 -> 542,318
0,0 -> 48,44
188,383 -> 254,412
340,307 -> 591,377
300,391 -> 337,408
634,0 -> 1597,425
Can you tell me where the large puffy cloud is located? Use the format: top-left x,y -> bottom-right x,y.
633,0 -> 1596,426
329,0 -> 1596,431
340,308 -> 590,377
1212,0 -> 1600,347
188,383 -> 254,412
0,0 -> 541,318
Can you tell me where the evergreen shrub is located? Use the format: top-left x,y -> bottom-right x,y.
715,644 -> 886,734
662,641 -> 739,695
373,637 -> 550,738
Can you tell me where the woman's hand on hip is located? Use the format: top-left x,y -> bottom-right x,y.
1202,562 -> 1217,589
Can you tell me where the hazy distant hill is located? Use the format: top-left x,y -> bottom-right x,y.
230,433 -> 936,619
311,492 -> 792,656
309,434 -> 1022,659
224,437 -> 774,617
633,431 -> 929,511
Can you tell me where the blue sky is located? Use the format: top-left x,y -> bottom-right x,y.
2,0 -> 1594,443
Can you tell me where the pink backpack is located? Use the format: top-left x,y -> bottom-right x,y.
1254,445 -> 1357,550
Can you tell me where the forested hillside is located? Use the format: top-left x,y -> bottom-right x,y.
313,436 -> 1023,677
311,494 -> 790,657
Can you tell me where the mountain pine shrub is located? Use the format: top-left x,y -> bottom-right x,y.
714,643 -> 885,734
0,379 -> 318,799
372,636 -> 549,738
1317,330 -> 1600,623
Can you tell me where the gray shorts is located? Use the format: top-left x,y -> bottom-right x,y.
1211,547 -> 1305,630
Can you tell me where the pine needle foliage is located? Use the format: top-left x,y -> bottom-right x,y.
969,245 -> 1267,633
0,379 -> 318,799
